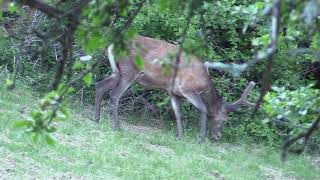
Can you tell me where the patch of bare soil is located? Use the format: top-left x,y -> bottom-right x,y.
209,171 -> 225,180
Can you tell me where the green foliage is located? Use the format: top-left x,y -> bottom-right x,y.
13,84 -> 71,145
223,114 -> 280,145
5,78 -> 14,89
264,85 -> 320,152
0,30 -> 15,68
134,55 -> 145,70
83,72 -> 93,86
264,85 -> 320,130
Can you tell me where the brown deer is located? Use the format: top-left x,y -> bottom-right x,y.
95,35 -> 255,143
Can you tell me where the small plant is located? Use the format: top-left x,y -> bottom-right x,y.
13,85 -> 71,145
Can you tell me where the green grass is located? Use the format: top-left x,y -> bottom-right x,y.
0,78 -> 319,179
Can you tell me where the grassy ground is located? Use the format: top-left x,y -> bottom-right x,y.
0,79 -> 320,179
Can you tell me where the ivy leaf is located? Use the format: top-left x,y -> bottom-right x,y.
134,55 -> 145,70
83,73 -> 93,86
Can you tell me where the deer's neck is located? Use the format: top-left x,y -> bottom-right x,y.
203,82 -> 224,115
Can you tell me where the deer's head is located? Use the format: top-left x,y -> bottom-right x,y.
208,81 -> 256,141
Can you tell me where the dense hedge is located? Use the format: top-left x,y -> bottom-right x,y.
0,0 -> 319,151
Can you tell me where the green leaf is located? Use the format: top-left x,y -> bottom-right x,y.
83,73 -> 93,86
45,133 -> 56,146
57,84 -> 65,94
13,120 -> 33,128
72,61 -> 85,70
254,2 -> 265,9
67,87 -> 75,94
32,133 -> 40,144
134,56 -> 145,70
203,2 -> 210,10
84,30 -> 108,53
31,111 -> 43,121
5,79 -> 14,90
158,0 -> 170,10
5,78 -> 13,85
60,104 -> 70,117
46,126 -> 57,133
8,2 -> 17,13
125,27 -> 138,39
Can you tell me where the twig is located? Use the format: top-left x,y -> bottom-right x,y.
121,0 -> 147,32
52,33 -> 68,90
252,0 -> 280,116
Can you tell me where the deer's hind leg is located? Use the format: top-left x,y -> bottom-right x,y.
110,72 -> 140,130
95,74 -> 119,122
170,95 -> 184,140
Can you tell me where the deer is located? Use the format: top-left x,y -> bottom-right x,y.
95,35 -> 256,143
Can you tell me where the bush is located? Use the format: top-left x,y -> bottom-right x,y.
264,85 -> 320,153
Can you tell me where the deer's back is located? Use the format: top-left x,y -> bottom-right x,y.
128,36 -> 211,93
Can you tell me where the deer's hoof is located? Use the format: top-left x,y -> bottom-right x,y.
94,118 -> 100,123
210,133 -> 222,142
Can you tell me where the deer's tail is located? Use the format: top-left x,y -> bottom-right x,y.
107,44 -> 119,74
204,61 -> 210,75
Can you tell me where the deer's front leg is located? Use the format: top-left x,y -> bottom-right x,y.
170,95 -> 184,140
181,92 -> 208,144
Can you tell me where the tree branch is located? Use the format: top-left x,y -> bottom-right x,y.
170,1 -> 194,94
252,0 -> 280,116
282,117 -> 320,161
204,0 -> 281,77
